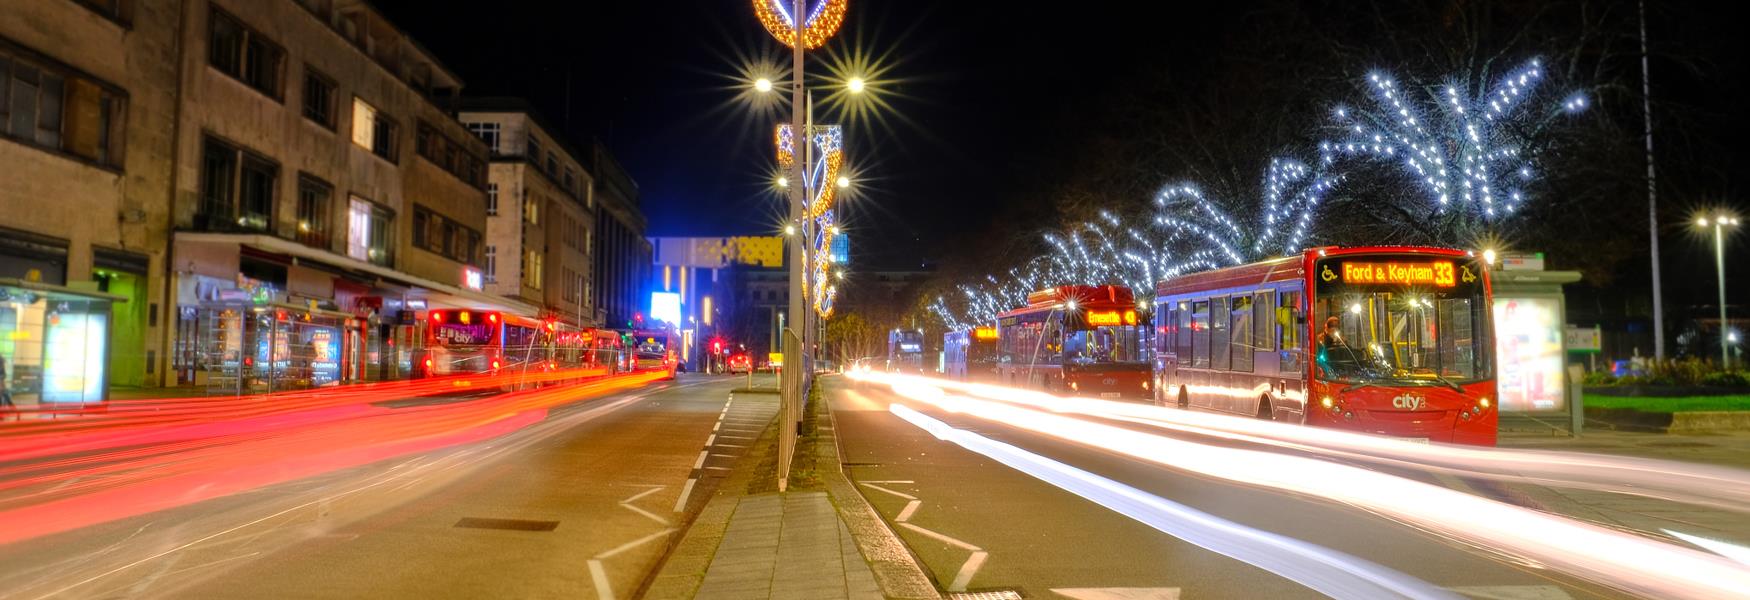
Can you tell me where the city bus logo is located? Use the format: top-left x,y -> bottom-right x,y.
1391,394 -> 1427,410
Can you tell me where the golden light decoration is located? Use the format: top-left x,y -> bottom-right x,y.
753,0 -> 849,50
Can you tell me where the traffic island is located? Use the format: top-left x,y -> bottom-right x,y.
643,380 -> 937,599
1582,393 -> 1750,433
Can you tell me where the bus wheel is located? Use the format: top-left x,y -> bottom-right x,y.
1176,387 -> 1189,409
1256,396 -> 1275,421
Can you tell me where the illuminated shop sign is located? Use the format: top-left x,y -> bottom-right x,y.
973,326 -> 998,340
1333,261 -> 1457,287
462,267 -> 484,291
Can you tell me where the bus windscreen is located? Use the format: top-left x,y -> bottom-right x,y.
1313,254 -> 1492,386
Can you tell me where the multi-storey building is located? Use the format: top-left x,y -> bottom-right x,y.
591,141 -> 649,329
0,0 -> 181,397
457,98 -> 596,328
164,0 -> 531,388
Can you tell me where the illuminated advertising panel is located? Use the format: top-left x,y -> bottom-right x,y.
42,310 -> 107,403
1494,296 -> 1565,412
651,291 -> 681,325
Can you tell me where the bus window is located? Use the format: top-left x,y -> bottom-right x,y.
1231,295 -> 1253,373
1210,297 -> 1230,371
1253,292 -> 1274,352
1175,302 -> 1192,363
1278,290 -> 1303,374
1191,301 -> 1210,368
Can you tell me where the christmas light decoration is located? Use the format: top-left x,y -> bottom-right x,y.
753,0 -> 849,50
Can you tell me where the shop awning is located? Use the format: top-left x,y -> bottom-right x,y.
173,233 -> 539,318
0,278 -> 129,302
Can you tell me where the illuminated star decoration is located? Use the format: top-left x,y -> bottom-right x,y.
753,0 -> 849,50
775,123 -> 845,317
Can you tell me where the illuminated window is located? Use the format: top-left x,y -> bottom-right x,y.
347,196 -> 392,266
295,174 -> 331,248
351,97 -> 396,161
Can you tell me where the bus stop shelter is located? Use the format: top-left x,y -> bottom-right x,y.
1491,269 -> 1584,435
0,278 -> 127,408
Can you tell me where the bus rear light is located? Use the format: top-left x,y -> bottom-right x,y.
424,358 -> 433,369
491,359 -> 502,371
1068,381 -> 1078,391
488,313 -> 499,324
431,311 -> 444,323
1141,380 -> 1150,390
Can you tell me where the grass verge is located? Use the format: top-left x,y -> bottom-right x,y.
1585,394 -> 1750,412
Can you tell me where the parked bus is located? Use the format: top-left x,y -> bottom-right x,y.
887,328 -> 926,374
631,327 -> 679,379
943,326 -> 1000,382
995,285 -> 1151,400
422,309 -> 549,378
1153,246 -> 1496,445
589,328 -> 629,374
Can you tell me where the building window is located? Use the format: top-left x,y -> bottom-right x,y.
351,97 -> 395,161
295,175 -> 331,248
415,120 -> 485,188
523,195 -> 539,225
348,196 -> 392,266
486,183 -> 498,215
545,154 -> 557,177
208,8 -> 283,99
523,249 -> 544,290
197,136 -> 276,232
0,44 -> 126,166
75,0 -> 133,24
301,67 -> 335,129
527,135 -> 541,163
412,204 -> 483,265
465,121 -> 499,154
563,168 -> 576,194
484,245 -> 497,283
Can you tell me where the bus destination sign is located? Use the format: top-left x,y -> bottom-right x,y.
1334,260 -> 1457,287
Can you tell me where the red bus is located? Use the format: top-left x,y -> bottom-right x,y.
631,328 -> 679,379
588,329 -> 629,374
422,309 -> 549,377
1153,246 -> 1496,445
943,326 -> 1000,382
996,285 -> 1152,400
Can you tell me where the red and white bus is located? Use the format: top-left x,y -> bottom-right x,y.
1153,246 -> 1496,445
631,328 -> 679,379
943,326 -> 1000,382
422,309 -> 549,377
996,285 -> 1152,400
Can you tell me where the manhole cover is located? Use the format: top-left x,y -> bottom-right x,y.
948,591 -> 1024,600
454,517 -> 559,531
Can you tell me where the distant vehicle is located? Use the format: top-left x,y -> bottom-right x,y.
727,353 -> 752,374
631,328 -> 679,380
422,309 -> 546,377
944,326 -> 1000,382
996,285 -> 1152,400
1154,246 -> 1497,446
887,329 -> 926,374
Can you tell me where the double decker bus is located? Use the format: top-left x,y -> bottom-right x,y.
995,285 -> 1151,400
1153,246 -> 1496,445
422,309 -> 548,377
631,327 -> 679,379
887,328 -> 926,374
943,325 -> 1000,382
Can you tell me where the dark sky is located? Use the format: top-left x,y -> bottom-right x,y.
377,1 -> 1225,269
379,1 -> 1746,327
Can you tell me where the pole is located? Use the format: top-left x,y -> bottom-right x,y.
1639,0 -> 1666,360
777,0 -> 807,493
1717,223 -> 1729,367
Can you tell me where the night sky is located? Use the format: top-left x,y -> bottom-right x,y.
380,1 -> 1746,315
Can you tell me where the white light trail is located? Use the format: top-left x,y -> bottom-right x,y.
858,372 -> 1750,599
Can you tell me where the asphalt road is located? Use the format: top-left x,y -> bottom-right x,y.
830,376 -> 1637,599
0,373 -> 771,600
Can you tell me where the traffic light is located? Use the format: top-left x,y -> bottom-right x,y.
712,340 -> 724,354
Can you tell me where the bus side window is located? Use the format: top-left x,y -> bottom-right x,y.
1278,290 -> 1303,373
1210,297 -> 1231,371
1254,291 -> 1274,352
1190,300 -> 1210,368
1231,295 -> 1253,373
1175,302 -> 1192,364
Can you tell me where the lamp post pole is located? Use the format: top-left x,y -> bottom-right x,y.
1713,219 -> 1729,367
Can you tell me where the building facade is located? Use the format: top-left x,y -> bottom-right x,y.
457,98 -> 596,328
591,141 -> 649,329
0,0 -> 181,395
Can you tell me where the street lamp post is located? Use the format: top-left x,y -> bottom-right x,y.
1697,213 -> 1739,367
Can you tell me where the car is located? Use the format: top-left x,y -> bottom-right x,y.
727,353 -> 752,374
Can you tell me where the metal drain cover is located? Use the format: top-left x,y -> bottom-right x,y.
453,517 -> 559,531
948,591 -> 1024,600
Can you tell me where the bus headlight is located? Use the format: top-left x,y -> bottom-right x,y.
1068,381 -> 1078,391
1142,380 -> 1151,390
1478,397 -> 1491,409
1321,396 -> 1334,409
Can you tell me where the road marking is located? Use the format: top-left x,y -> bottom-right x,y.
1446,585 -> 1573,599
673,478 -> 697,512
1665,529 -> 1750,567
712,422 -> 720,431
710,453 -> 738,458
622,486 -> 665,504
859,480 -> 915,484
718,435 -> 754,441
950,551 -> 988,592
899,522 -> 981,551
705,466 -> 731,471
715,444 -> 747,448
586,528 -> 675,600
896,500 -> 921,522
1051,587 -> 1181,600
860,482 -> 918,500
692,451 -> 708,469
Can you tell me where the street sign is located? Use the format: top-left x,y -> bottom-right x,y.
768,352 -> 784,367
1564,325 -> 1601,353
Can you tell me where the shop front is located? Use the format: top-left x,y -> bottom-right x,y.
0,278 -> 124,408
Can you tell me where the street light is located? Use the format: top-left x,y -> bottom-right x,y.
784,224 -> 796,236
776,176 -> 789,188
754,77 -> 774,93
846,76 -> 866,94
836,175 -> 851,189
1696,212 -> 1739,367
